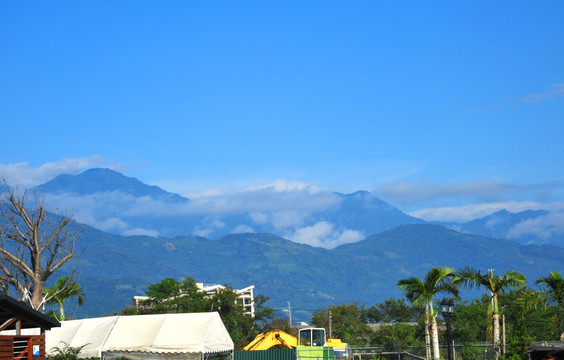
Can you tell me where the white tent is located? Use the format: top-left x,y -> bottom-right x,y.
45,312 -> 234,360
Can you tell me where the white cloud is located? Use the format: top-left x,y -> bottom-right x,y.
375,178 -> 514,204
41,192 -> 163,237
156,179 -> 320,200
21,158 -> 563,246
38,183 -> 343,241
0,156 -> 120,187
231,225 -> 255,234
247,179 -> 321,193
466,83 -> 564,113
193,219 -> 225,238
250,212 -> 269,224
269,211 -> 308,230
122,228 -> 160,237
517,83 -> 564,104
337,229 -> 366,246
375,178 -> 562,209
288,221 -> 364,249
185,186 -> 340,215
408,201 -> 557,223
92,217 -> 131,233
507,212 -> 564,240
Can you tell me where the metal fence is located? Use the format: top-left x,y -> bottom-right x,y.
351,344 -> 504,360
232,344 -> 506,360
233,348 -> 297,360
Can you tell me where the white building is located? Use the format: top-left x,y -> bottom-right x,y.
133,283 -> 255,318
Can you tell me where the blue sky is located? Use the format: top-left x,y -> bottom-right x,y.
1,0 -> 563,224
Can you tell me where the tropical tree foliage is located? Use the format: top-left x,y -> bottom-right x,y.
308,274 -> 560,360
499,288 -> 550,360
536,270 -> 564,339
44,275 -> 85,321
454,268 -> 526,359
397,266 -> 458,360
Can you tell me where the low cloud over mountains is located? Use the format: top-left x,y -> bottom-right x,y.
25,167 -> 564,249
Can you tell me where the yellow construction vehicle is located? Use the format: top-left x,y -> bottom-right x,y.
243,329 -> 298,350
243,327 -> 351,359
325,338 -> 351,359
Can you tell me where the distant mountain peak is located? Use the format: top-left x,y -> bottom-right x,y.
474,208 -> 549,222
34,168 -> 189,203
438,208 -> 556,246
349,190 -> 371,197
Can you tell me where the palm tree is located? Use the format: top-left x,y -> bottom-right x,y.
536,270 -> 564,339
44,276 -> 86,321
397,266 -> 458,360
454,268 -> 526,359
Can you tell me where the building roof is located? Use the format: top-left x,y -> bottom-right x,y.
0,293 -> 60,330
529,341 -> 564,352
528,341 -> 564,360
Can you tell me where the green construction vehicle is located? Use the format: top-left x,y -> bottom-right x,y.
297,327 -> 351,360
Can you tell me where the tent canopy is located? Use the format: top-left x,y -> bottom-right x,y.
46,312 -> 233,358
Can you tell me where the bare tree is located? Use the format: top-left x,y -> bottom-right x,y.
0,177 -> 81,310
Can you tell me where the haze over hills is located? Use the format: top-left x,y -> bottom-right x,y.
32,168 -> 564,248
438,209 -> 564,247
69,223 -> 564,322
33,168 -> 425,247
18,168 -> 564,321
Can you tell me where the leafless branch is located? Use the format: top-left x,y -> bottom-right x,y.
0,177 -> 81,309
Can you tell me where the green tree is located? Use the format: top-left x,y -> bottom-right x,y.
371,323 -> 423,348
397,266 -> 458,360
138,277 -> 209,314
454,268 -> 526,359
44,275 -> 85,321
261,317 -> 296,335
253,294 -> 276,329
451,297 -> 489,343
536,270 -> 564,339
501,288 -> 547,360
209,286 -> 252,347
311,303 -> 370,346
125,277 -> 274,350
364,298 -> 419,323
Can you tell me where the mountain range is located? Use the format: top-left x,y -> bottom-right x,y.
19,168 -> 564,322
72,223 -> 564,323
33,168 -> 564,247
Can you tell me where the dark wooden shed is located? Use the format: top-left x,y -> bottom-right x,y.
0,294 -> 60,360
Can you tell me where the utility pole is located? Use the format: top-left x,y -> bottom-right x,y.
502,315 -> 506,355
328,310 -> 332,339
288,301 -> 292,327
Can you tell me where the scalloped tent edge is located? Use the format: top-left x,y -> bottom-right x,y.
45,312 -> 233,359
